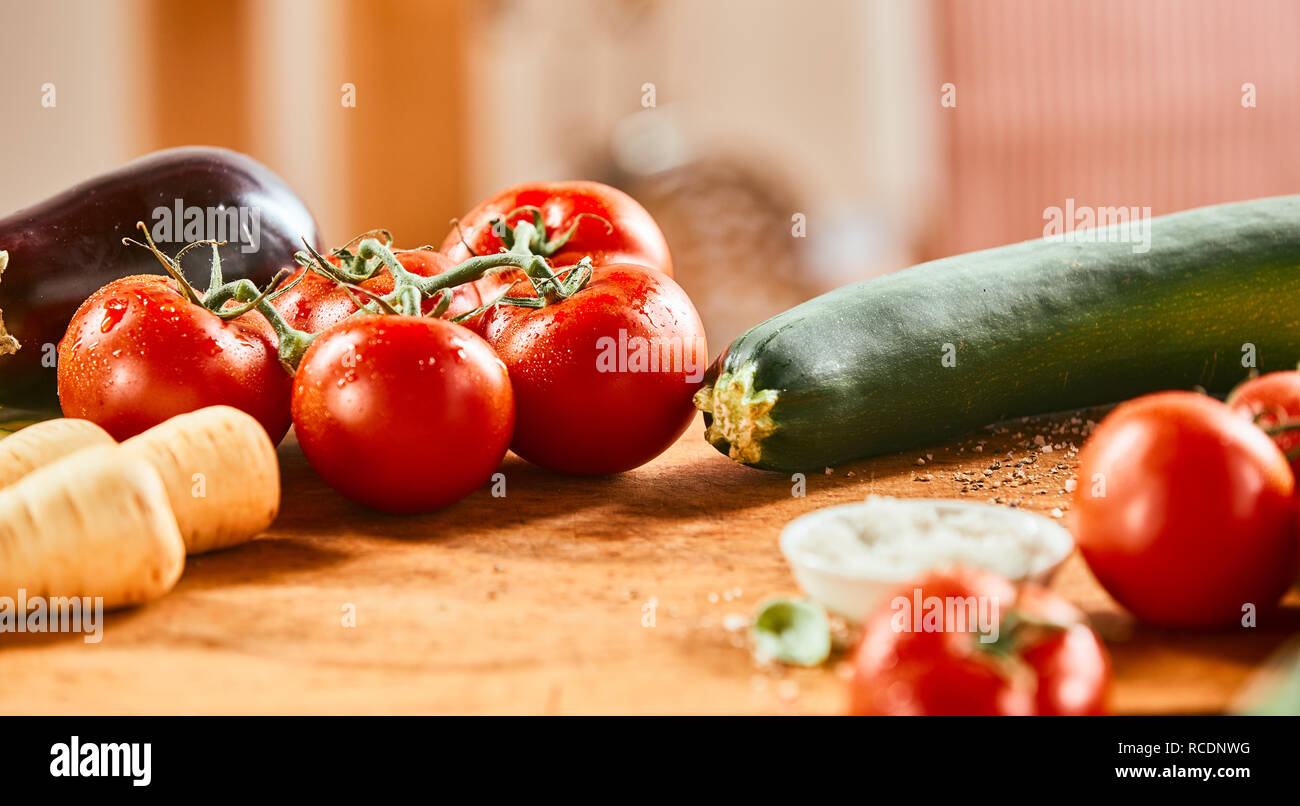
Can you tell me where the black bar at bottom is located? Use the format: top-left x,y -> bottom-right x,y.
0,715 -> 1291,792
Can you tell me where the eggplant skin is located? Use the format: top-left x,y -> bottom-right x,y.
0,146 -> 321,408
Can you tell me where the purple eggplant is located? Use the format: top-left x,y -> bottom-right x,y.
0,146 -> 320,408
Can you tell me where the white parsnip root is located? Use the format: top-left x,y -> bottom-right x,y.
0,418 -> 116,491
122,406 -> 280,554
0,446 -> 185,609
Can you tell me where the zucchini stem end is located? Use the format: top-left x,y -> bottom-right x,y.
697,363 -> 779,465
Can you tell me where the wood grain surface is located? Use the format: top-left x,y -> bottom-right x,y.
1,411 -> 1297,715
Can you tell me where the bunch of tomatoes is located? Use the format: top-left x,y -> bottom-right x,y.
56,182 -> 707,513
847,374 -> 1300,716
1072,377 -> 1300,629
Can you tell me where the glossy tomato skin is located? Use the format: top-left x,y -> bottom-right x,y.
848,568 -> 1110,716
1227,371 -> 1300,476
480,264 -> 704,475
1015,583 -> 1111,716
1073,391 -> 1298,629
441,181 -> 672,311
441,181 -> 671,273
291,315 -> 514,514
57,274 -> 292,442
272,249 -> 483,334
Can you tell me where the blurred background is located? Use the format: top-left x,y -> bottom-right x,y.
3,0 -> 1299,352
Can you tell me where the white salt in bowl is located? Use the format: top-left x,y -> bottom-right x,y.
779,497 -> 1074,622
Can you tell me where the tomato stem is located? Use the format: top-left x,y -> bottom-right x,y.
123,222 -> 208,308
480,218 -> 598,306
228,279 -> 318,373
491,205 -> 611,258
975,609 -> 1069,661
333,237 -> 542,311
340,228 -> 393,253
333,279 -> 402,317
542,212 -> 613,255
449,217 -> 479,257
123,221 -> 284,327
276,235 -> 540,364
449,283 -> 517,324
219,268 -> 293,320
122,225 -> 528,375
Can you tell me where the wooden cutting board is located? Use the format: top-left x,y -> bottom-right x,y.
1,411 -> 1296,715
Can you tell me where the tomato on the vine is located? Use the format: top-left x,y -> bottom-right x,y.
273,244 -> 483,334
480,262 -> 705,475
290,315 -> 514,514
57,231 -> 292,442
439,183 -> 700,475
848,567 -> 1110,716
441,181 -> 671,276
1073,391 -> 1298,628
441,181 -> 673,320
1227,370 -> 1300,476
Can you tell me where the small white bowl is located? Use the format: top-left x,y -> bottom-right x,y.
779,497 -> 1074,622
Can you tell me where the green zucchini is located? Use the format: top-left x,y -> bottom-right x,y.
696,195 -> 1300,471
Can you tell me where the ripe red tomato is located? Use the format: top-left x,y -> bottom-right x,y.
273,248 -> 483,334
1073,391 -> 1298,628
441,182 -> 672,313
479,263 -> 705,475
290,315 -> 514,513
1227,370 -> 1300,476
848,567 -> 1110,716
58,274 -> 291,442
441,181 -> 671,274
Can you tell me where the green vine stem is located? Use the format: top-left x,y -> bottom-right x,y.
455,210 -> 610,309
0,250 -> 19,357
228,280 -> 318,372
1261,421 -> 1300,436
297,237 -> 542,316
504,219 -> 596,305
123,222 -> 310,371
492,205 -> 612,258
126,223 -> 535,374
1257,420 -> 1300,461
122,222 -> 256,319
325,212 -> 609,315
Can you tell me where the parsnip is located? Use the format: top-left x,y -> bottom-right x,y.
0,418 -> 116,491
0,446 -> 185,609
122,406 -> 280,554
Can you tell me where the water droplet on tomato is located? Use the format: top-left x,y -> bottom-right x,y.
335,370 -> 358,388
100,299 -> 129,333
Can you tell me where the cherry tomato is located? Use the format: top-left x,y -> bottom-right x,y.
480,263 -> 705,475
848,567 -> 1110,716
1227,370 -> 1300,476
1073,391 -> 1297,628
290,315 -> 514,513
273,248 -> 483,334
58,274 -> 291,442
